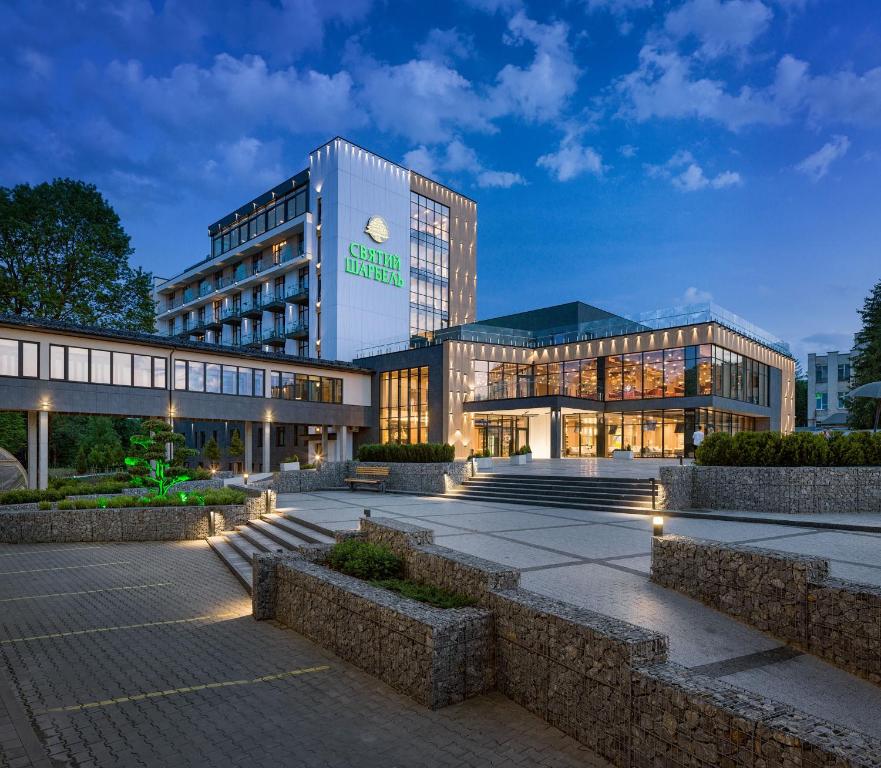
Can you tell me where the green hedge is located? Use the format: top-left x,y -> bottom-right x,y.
34,489 -> 245,511
696,431 -> 881,467
327,539 -> 402,580
356,443 -> 455,463
0,480 -> 131,506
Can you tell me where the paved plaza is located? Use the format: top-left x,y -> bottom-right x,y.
0,540 -> 607,768
280,490 -> 881,741
3,489 -> 881,767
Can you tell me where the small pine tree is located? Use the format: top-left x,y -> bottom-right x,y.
227,429 -> 245,459
203,436 -> 221,467
75,445 -> 89,474
125,418 -> 197,497
849,279 -> 881,429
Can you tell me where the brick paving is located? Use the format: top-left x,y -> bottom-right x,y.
0,540 -> 608,768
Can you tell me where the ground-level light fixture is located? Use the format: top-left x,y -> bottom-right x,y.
243,472 -> 249,485
652,516 -> 664,537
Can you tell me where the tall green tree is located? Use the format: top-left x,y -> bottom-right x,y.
849,279 -> 881,429
0,179 -> 154,331
794,362 -> 808,428
203,436 -> 221,468
0,413 -> 26,458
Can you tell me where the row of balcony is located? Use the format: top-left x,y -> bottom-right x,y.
162,245 -> 306,312
175,321 -> 309,346
173,283 -> 309,333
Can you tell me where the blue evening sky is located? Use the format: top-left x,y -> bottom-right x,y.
2,0 -> 880,363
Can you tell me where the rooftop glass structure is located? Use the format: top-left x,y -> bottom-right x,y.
356,301 -> 791,358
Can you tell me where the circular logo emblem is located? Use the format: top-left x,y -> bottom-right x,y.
364,216 -> 390,244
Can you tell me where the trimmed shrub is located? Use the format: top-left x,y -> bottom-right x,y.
12,488 -> 246,512
696,430 -> 881,467
357,443 -> 454,463
370,578 -> 477,609
38,501 -> 52,511
326,539 -> 403,581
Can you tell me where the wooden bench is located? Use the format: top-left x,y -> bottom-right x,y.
344,466 -> 390,493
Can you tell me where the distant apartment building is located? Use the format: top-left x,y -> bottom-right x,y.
807,349 -> 855,428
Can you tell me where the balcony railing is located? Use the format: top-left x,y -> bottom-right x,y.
285,321 -> 309,339
285,281 -> 309,303
199,283 -> 213,298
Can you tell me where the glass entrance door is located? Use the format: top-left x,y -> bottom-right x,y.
563,413 -> 599,457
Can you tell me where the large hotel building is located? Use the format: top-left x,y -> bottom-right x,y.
1,138 -> 794,485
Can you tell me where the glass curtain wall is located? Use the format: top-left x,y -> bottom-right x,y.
379,366 -> 430,444
603,410 -> 686,457
410,193 -> 450,341
563,413 -> 600,457
471,344 -> 766,406
473,415 -> 528,457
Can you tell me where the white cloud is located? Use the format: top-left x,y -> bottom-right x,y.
681,286 -> 713,303
582,0 -> 652,34
619,144 -> 637,158
795,135 -> 850,181
664,0 -> 772,59
476,170 -> 526,188
646,150 -> 742,191
493,12 -> 580,122
402,146 -> 437,178
17,48 -> 52,79
404,139 -> 522,188
536,137 -> 604,181
616,46 -> 785,130
416,28 -> 471,65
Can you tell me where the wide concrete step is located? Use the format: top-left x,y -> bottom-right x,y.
475,473 -> 653,485
467,476 -> 653,489
250,516 -> 325,550
461,484 -> 653,503
235,524 -> 284,555
273,514 -> 337,545
449,489 -> 655,515
207,536 -> 252,593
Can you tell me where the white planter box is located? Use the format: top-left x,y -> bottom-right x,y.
280,462 -> 300,472
525,453 -> 533,463
509,454 -> 530,465
474,457 -> 494,471
612,450 -> 634,460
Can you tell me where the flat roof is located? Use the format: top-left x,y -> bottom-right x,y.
0,315 -> 371,374
208,168 -> 310,235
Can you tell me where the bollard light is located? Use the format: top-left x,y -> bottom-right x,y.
243,472 -> 249,485
364,508 -> 371,518
652,516 -> 664,537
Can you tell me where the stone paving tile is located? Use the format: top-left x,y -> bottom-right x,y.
719,653 -> 881,739
521,562 -> 782,668
500,522 -> 651,560
425,532 -> 577,568
0,540 -> 608,768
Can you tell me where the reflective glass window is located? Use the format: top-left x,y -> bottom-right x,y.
0,339 -> 17,377
153,357 -> 166,388
133,355 -> 151,387
50,345 -> 65,379
112,352 -> 131,386
22,342 -> 38,377
188,361 -> 204,392
223,365 -> 237,394
87,349 -> 107,383
206,363 -> 221,393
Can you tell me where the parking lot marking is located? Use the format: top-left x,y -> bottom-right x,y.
0,546 -> 103,558
1,612 -> 241,645
40,666 -> 331,713
0,561 -> 130,576
0,582 -> 173,603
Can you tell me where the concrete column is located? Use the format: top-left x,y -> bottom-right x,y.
27,411 -> 38,489
550,407 -> 562,460
38,410 -> 49,490
244,422 -> 253,474
337,426 -> 348,461
321,426 -> 329,462
262,422 -> 271,473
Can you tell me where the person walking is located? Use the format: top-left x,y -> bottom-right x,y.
692,425 -> 705,457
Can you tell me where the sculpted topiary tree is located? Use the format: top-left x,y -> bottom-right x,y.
125,418 -> 196,497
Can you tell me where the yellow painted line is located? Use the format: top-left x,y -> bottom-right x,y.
0,582 -> 173,603
40,665 -> 331,713
1,612 -> 241,645
0,546 -> 104,558
0,561 -> 130,576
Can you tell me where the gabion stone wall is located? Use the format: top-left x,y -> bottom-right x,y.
263,555 -> 495,709
631,662 -> 881,768
652,534 -> 881,687
255,516 -> 881,766
272,461 -> 472,495
0,503 -> 258,543
659,465 -> 881,514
